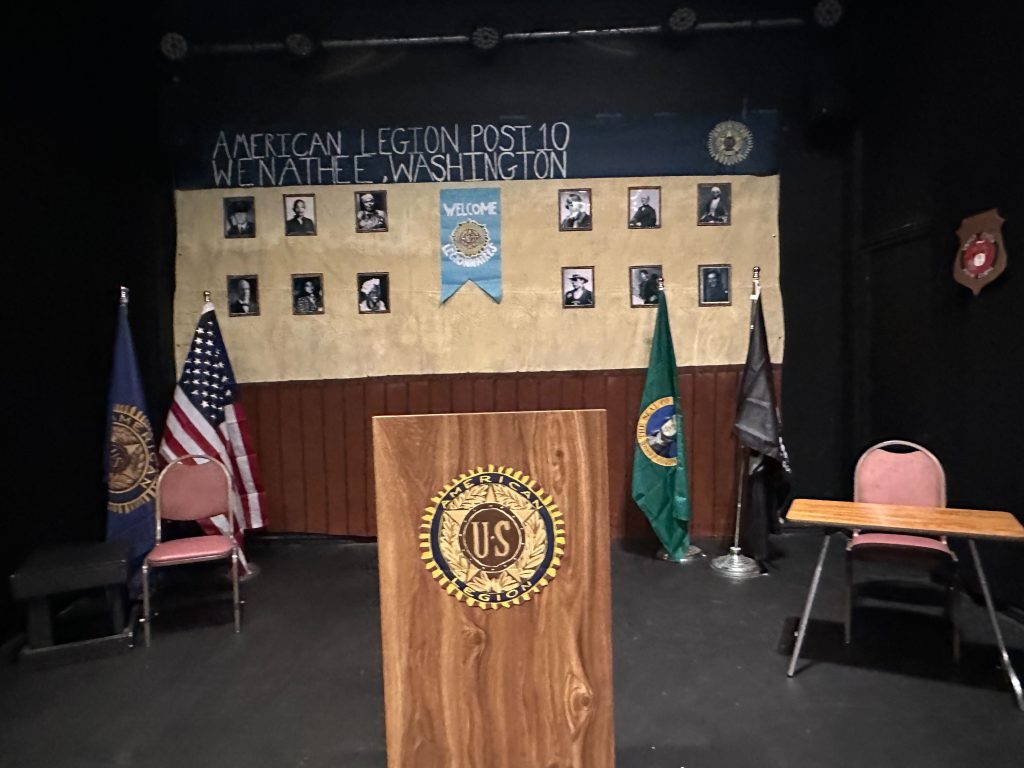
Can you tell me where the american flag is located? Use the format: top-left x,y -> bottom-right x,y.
159,301 -> 265,569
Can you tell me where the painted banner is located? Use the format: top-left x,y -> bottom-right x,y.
440,188 -> 502,303
176,111 -> 778,189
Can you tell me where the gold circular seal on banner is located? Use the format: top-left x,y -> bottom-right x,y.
636,396 -> 680,467
448,219 -> 496,267
107,403 -> 158,513
422,465 -> 564,610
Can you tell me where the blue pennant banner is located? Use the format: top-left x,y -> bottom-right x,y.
440,188 -> 502,303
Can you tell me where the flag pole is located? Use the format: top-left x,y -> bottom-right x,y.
653,276 -> 704,565
205,288 -> 260,580
711,267 -> 763,580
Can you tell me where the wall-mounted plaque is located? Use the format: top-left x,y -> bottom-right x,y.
954,209 -> 1007,295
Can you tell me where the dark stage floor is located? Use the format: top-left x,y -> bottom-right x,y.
2,531 -> 1022,767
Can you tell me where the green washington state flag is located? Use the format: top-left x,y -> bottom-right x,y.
631,292 -> 692,559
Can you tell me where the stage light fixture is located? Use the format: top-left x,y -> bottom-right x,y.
813,0 -> 843,28
667,7 -> 698,34
470,26 -> 500,52
285,33 -> 317,57
159,32 -> 189,61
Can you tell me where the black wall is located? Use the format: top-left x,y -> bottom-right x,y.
5,0 -> 1020,639
3,3 -> 177,637
853,2 -> 1024,605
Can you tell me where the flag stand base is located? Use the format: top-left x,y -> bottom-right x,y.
710,547 -> 762,580
657,545 -> 704,564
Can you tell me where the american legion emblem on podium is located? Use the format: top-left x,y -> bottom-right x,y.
421,465 -> 564,609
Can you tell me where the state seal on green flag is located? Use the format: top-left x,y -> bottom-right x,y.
636,397 -> 680,467
631,289 -> 692,559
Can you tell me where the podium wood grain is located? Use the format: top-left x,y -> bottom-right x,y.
373,410 -> 615,768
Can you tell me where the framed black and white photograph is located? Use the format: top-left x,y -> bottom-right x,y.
292,273 -> 324,314
698,264 -> 732,306
354,191 -> 388,233
558,188 -> 593,231
357,272 -> 390,314
697,183 -> 731,226
628,186 -> 661,229
283,194 -> 317,236
562,266 -> 595,308
629,265 -> 662,307
223,197 -> 256,238
227,274 -> 260,317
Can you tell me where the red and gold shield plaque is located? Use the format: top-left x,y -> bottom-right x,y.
954,209 -> 1008,295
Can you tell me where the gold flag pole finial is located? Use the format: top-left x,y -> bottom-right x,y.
203,290 -> 212,303
119,286 -> 129,306
658,275 -> 665,292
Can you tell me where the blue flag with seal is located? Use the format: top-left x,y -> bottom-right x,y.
105,289 -> 157,567
440,188 -> 502,303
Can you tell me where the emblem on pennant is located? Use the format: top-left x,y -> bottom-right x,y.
421,465 -> 564,610
954,209 -> 1007,295
446,219 -> 496,267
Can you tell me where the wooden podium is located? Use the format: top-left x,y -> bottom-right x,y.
373,409 -> 615,768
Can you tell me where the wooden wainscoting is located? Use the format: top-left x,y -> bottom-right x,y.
239,366 -> 770,542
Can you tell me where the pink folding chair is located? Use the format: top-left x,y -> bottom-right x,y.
141,454 -> 241,647
847,440 -> 958,656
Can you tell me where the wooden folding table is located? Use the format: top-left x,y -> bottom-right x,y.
785,498 -> 1024,711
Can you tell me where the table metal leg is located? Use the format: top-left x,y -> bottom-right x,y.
107,585 -> 126,634
26,598 -> 53,648
788,533 -> 832,677
968,540 -> 1024,711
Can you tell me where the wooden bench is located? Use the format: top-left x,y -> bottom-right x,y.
9,540 -> 133,666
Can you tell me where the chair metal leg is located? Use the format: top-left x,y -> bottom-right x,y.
948,581 -> 961,664
232,549 -> 241,633
107,585 -> 126,635
142,561 -> 152,648
968,541 -> 1023,711
788,533 -> 832,677
844,551 -> 853,645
